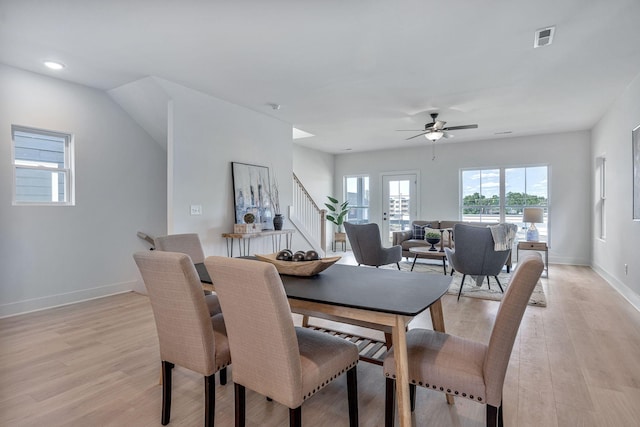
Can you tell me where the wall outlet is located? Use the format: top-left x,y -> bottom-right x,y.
190,204 -> 202,215
624,264 -> 628,275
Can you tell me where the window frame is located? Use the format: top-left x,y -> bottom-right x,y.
460,165 -> 550,243
343,174 -> 370,225
11,125 -> 75,206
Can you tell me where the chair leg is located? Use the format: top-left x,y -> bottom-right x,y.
204,374 -> 215,427
289,406 -> 302,427
498,403 -> 504,427
235,383 -> 246,427
457,275 -> 467,301
486,404 -> 499,427
494,276 -> 504,293
487,276 -> 491,290
396,262 -> 401,270
219,367 -> 227,385
450,268 -> 455,276
161,361 -> 174,425
410,383 -> 416,412
385,377 -> 395,427
347,366 -> 358,427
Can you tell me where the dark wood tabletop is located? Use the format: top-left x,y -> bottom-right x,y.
196,262 -> 451,316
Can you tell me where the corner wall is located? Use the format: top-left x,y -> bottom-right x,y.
0,65 -> 167,317
591,72 -> 640,309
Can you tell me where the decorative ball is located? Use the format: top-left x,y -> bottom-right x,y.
243,212 -> 255,224
276,250 -> 292,261
304,250 -> 319,260
292,252 -> 306,262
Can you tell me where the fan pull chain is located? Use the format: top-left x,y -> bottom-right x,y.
432,141 -> 436,161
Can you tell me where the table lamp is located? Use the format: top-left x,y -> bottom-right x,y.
523,207 -> 544,241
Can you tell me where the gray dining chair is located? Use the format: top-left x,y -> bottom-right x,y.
133,251 -> 231,427
154,233 -> 221,315
344,222 -> 402,269
383,252 -> 544,427
205,256 -> 359,427
445,223 -> 512,300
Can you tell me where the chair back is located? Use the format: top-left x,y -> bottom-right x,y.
133,251 -> 217,375
344,222 -> 384,266
154,233 -> 205,264
205,256 -> 302,407
449,223 -> 510,276
483,252 -> 544,406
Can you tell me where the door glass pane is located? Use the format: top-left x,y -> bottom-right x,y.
388,179 -> 411,240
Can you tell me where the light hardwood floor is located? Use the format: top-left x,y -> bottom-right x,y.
1,260 -> 640,426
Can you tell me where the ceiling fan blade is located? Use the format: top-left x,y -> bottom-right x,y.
433,120 -> 446,130
443,124 -> 478,131
396,129 -> 427,131
405,132 -> 429,140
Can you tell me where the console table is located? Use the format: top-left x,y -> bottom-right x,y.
517,241 -> 548,276
221,229 -> 295,257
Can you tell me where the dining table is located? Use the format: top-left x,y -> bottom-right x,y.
196,261 -> 452,427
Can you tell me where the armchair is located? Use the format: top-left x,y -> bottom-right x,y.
344,222 -> 402,270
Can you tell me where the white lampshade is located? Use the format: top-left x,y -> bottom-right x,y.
522,207 -> 544,224
424,130 -> 444,141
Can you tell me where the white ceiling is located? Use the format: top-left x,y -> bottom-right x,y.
2,0 -> 640,153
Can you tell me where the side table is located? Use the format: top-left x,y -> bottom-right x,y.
517,241 -> 548,276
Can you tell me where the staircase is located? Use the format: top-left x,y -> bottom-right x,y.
289,173 -> 327,256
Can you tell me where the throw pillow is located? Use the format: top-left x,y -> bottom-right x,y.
412,224 -> 431,240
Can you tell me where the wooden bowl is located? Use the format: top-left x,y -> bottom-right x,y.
255,253 -> 341,276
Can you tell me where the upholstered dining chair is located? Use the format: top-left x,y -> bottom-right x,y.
155,233 -> 221,315
444,223 -> 512,300
383,252 -> 543,427
205,256 -> 359,427
133,251 -> 231,427
344,222 -> 402,270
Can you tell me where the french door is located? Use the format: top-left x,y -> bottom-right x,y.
381,174 -> 418,245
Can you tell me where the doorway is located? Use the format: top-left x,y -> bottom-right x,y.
381,174 -> 418,245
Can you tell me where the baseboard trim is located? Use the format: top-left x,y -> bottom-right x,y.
0,281 -> 136,318
592,264 -> 640,312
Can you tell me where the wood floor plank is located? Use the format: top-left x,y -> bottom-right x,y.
1,264 -> 640,426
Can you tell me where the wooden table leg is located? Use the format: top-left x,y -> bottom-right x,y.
392,316 -> 412,427
429,299 -> 455,405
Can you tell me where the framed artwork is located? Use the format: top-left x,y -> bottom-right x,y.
634,124 -> 640,220
231,162 -> 273,228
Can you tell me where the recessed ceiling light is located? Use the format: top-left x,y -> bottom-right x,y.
495,131 -> 513,135
44,61 -> 65,70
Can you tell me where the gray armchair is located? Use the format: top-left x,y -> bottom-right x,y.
344,222 -> 402,270
445,223 -> 512,301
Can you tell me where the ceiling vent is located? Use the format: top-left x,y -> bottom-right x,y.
534,26 -> 555,48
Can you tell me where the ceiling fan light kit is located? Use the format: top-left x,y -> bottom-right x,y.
424,130 -> 444,141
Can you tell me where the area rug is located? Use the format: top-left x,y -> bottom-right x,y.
385,261 -> 547,307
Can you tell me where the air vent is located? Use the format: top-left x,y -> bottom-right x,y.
534,26 -> 555,48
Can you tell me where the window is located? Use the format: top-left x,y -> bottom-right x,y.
12,125 -> 74,205
461,166 -> 549,241
598,156 -> 606,240
344,175 -> 369,224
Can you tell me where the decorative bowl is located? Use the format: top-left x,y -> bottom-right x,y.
255,253 -> 341,276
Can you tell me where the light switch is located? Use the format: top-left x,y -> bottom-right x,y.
190,205 -> 202,215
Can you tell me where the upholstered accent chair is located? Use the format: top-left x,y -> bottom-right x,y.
344,222 -> 402,270
133,251 -> 231,427
383,252 -> 544,427
445,223 -> 512,301
154,233 -> 221,315
205,256 -> 359,427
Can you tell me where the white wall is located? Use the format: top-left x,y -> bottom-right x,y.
591,72 -> 640,309
154,79 -> 296,256
335,131 -> 592,265
0,65 -> 167,317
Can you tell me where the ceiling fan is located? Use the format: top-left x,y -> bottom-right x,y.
398,113 -> 478,141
